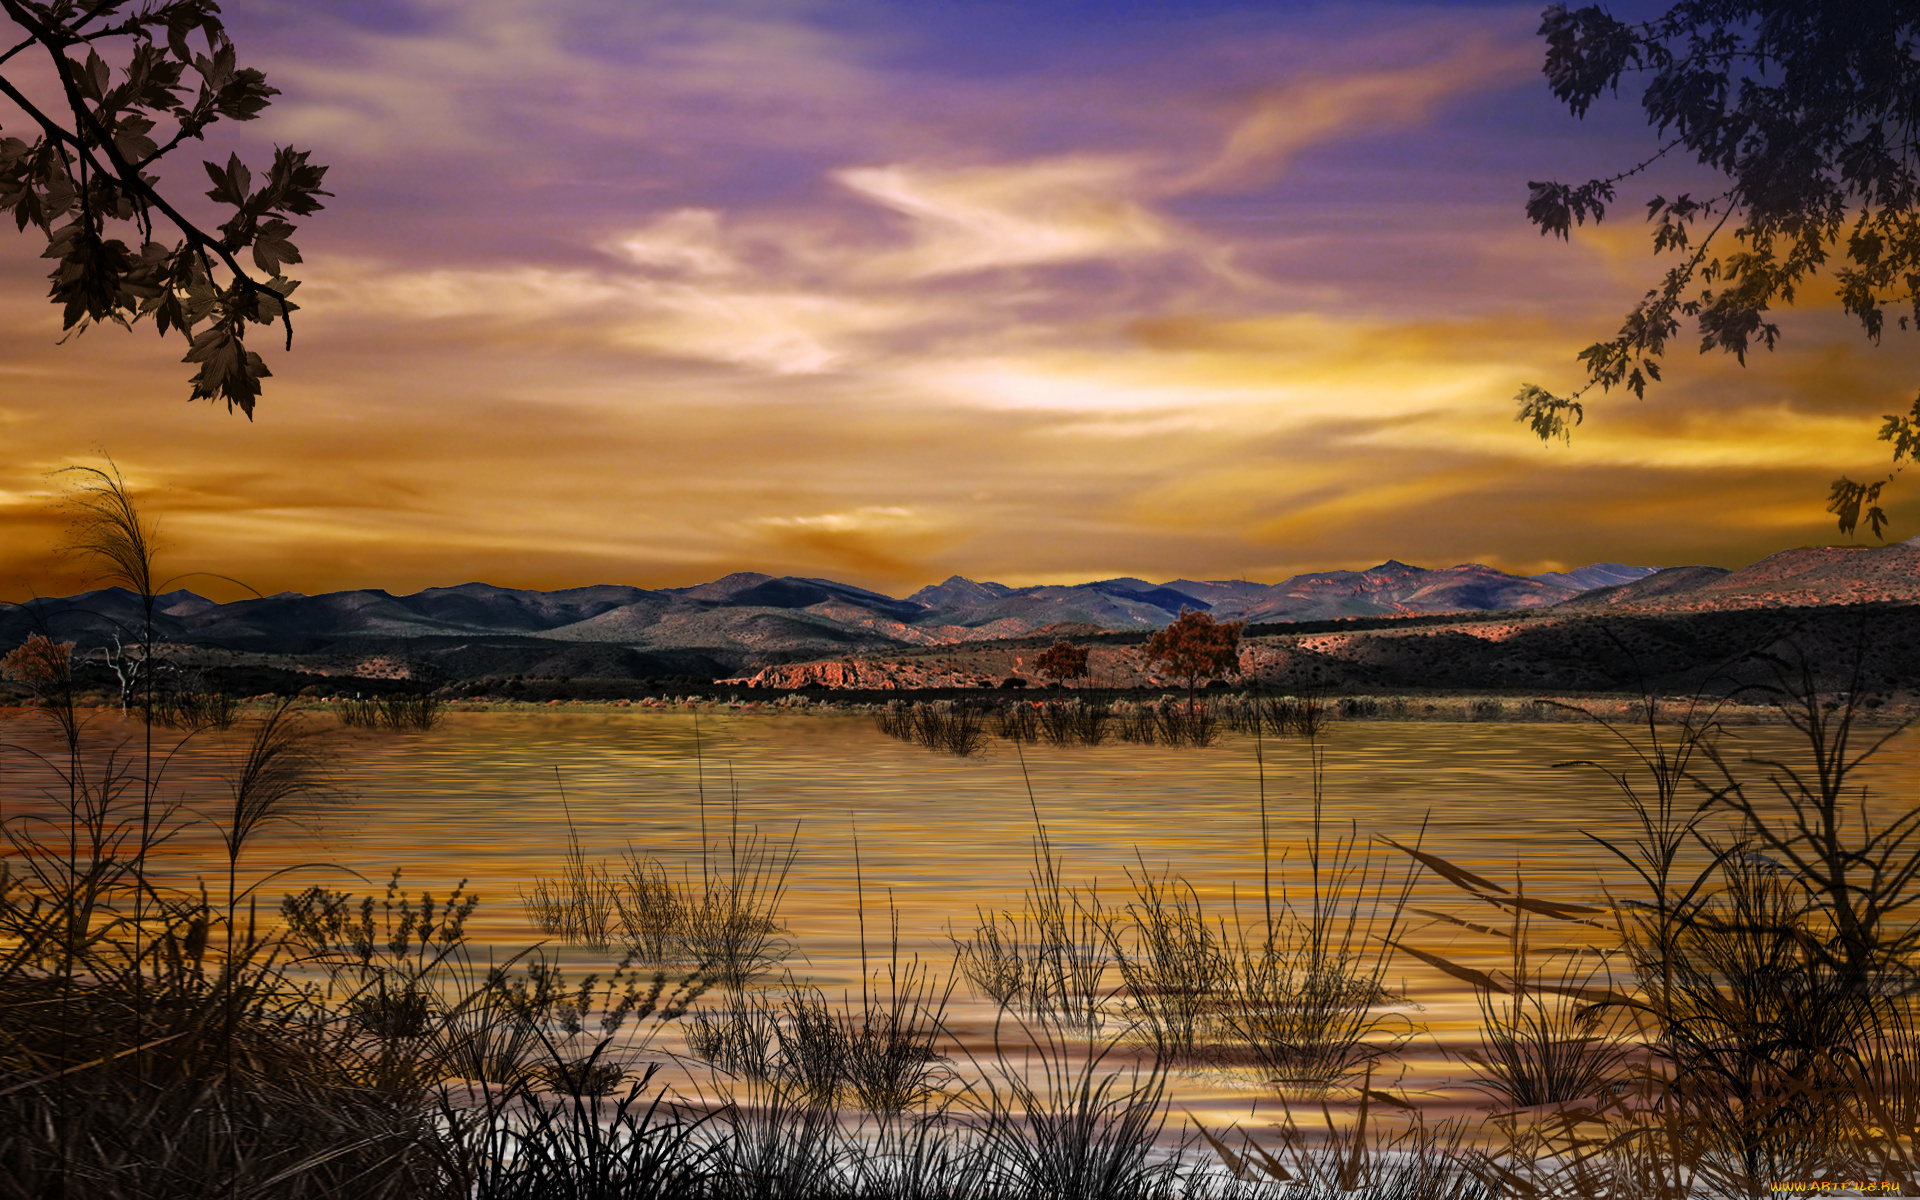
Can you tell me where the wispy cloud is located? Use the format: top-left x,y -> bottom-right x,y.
1177,36 -> 1539,192
836,157 -> 1173,279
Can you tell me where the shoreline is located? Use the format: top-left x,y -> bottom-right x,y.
5,689 -> 1907,727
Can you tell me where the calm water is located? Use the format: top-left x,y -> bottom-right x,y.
6,707 -> 1917,1127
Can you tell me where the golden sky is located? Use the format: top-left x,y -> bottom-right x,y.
3,0 -> 1917,600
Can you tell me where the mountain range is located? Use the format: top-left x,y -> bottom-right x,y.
1,559 -> 1653,678
1,542 -> 1913,687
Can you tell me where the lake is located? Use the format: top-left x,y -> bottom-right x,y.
6,704 -> 1916,1137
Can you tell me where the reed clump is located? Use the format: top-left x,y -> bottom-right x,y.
952,804 -> 1114,1033
1215,750 -> 1419,1091
1393,661 -> 1920,1199
1194,1106 -> 1494,1199
989,698 -> 1111,747
523,794 -> 798,990
1112,698 -> 1218,747
334,692 -> 444,731
153,682 -> 241,730
1219,692 -> 1328,739
993,700 -> 1042,743
875,700 -> 992,756
1036,698 -> 1111,746
689,960 -> 955,1112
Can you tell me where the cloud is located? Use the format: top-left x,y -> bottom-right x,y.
836,157 -> 1173,279
1178,35 -> 1540,193
741,506 -> 950,585
303,253 -> 924,375
606,209 -> 739,276
754,506 -> 922,533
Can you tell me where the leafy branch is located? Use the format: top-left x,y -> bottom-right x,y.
1517,1 -> 1920,536
0,0 -> 329,416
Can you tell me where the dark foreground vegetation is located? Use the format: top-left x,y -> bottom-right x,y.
6,640 -> 1920,1198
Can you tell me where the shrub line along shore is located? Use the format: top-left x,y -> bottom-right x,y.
5,690 -> 1906,727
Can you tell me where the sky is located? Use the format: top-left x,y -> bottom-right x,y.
2,0 -> 1918,600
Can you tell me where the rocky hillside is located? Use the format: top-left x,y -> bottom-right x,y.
1561,540 -> 1920,613
733,603 -> 1920,702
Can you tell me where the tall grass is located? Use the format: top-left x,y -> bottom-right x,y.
0,715 -> 449,1198
993,701 -> 1042,744
875,702 -> 991,756
1389,665 -> 1920,1199
153,676 -> 241,730
1106,856 -> 1228,1063
1194,1104 -> 1494,1199
524,786 -> 798,990
1458,906 -> 1630,1112
1113,700 -> 1217,748
1218,737 -> 1419,1090
952,791 -> 1114,1033
1218,693 -> 1328,740
521,776 -> 621,950
967,1011 -> 1186,1200
334,693 -> 444,731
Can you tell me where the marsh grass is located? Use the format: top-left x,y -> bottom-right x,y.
1107,856 -> 1229,1064
0,716 -> 450,1198
1217,737 -> 1419,1090
154,678 -> 240,730
840,877 -> 960,1113
1458,918 -> 1630,1112
966,1009 -> 1186,1200
952,790 -> 1114,1033
1220,693 -> 1328,740
1194,1102 -> 1493,1199
445,1060 -> 714,1200
613,851 -> 685,963
523,783 -> 799,988
674,797 -> 800,990
875,702 -> 992,757
687,992 -> 783,1080
1113,700 -> 1217,748
1036,699 -> 1110,747
1381,666 -> 1920,1198
691,862 -> 958,1116
520,780 -> 620,951
335,693 -> 444,731
993,701 -> 1041,743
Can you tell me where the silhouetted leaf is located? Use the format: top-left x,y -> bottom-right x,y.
1528,2 -> 1920,532
0,1 -> 325,412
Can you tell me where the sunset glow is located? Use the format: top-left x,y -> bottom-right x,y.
4,0 -> 1916,600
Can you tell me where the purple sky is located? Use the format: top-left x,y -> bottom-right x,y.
2,0 -> 1914,599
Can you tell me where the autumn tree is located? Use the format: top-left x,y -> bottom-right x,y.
0,0 -> 329,415
1143,609 -> 1244,712
1033,639 -> 1089,688
3,632 -> 73,703
1516,2 -> 1920,537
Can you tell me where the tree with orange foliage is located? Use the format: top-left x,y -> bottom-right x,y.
1033,640 -> 1089,688
3,634 -> 74,704
1144,609 -> 1243,712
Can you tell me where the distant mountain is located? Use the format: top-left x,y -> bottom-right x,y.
1529,563 -> 1661,591
1558,566 -> 1736,610
0,556 -> 1756,684
1215,561 -> 1582,622
1558,542 -> 1920,614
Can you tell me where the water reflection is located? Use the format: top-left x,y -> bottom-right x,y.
4,706 -> 1916,1129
